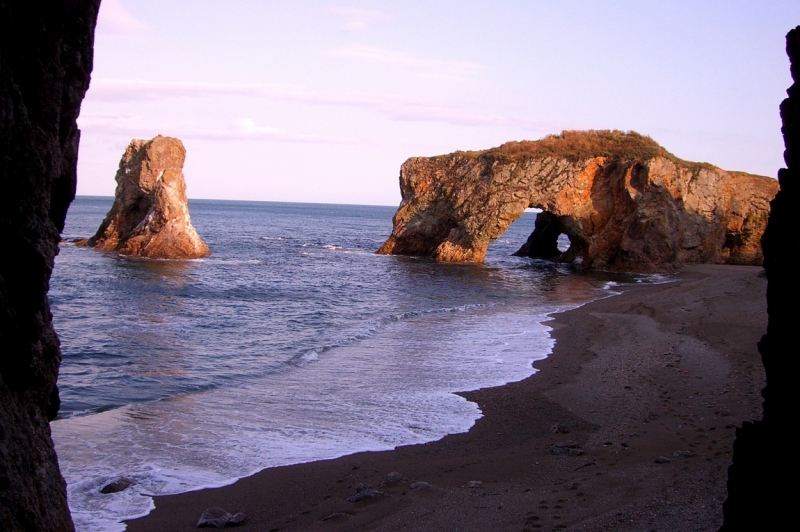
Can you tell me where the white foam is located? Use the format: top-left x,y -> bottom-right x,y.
52,302 -> 570,532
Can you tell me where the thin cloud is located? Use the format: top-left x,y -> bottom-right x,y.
326,7 -> 389,32
234,118 -> 279,135
87,79 -> 306,102
96,0 -> 148,34
84,79 -> 555,130
78,114 -> 359,145
323,45 -> 483,80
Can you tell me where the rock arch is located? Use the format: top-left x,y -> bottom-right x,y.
377,132 -> 778,271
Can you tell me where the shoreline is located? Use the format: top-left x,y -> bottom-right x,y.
126,264 -> 766,531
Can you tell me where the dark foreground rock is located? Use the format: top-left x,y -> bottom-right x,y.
0,1 -> 100,530
377,131 -> 778,271
721,26 -> 800,531
83,135 -> 209,259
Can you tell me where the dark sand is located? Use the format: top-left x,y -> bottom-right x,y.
127,264 -> 766,532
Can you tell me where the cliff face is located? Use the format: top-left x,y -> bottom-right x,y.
377,132 -> 777,271
722,27 -> 800,531
0,1 -> 100,530
85,136 -> 210,259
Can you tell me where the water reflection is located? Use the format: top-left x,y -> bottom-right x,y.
109,254 -> 197,288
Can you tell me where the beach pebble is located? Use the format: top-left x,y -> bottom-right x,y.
197,507 -> 232,528
347,484 -> 387,502
196,507 -> 244,528
322,513 -> 350,521
673,450 -> 693,458
547,441 -> 585,456
410,481 -> 431,490
465,481 -> 483,488
655,456 -> 671,464
100,478 -> 133,494
381,471 -> 403,486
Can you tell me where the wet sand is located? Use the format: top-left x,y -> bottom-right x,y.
127,264 -> 766,532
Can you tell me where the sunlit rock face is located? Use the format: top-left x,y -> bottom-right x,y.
0,1 -> 101,530
84,135 -> 210,259
377,131 -> 778,271
722,26 -> 800,532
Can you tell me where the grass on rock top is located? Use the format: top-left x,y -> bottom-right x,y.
454,130 -> 718,170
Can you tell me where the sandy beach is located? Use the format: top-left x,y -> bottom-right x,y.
126,264 -> 766,532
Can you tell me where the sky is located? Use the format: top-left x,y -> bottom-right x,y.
77,0 -> 799,206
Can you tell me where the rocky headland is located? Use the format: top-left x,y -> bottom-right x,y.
377,131 -> 778,271
82,135 -> 209,259
0,1 -> 100,530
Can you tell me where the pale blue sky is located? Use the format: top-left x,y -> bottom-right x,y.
77,0 -> 798,205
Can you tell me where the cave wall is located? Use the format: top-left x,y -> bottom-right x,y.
0,1 -> 100,530
720,26 -> 800,531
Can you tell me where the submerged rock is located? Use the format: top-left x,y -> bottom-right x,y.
377,130 -> 778,271
83,135 -> 209,259
99,478 -> 133,494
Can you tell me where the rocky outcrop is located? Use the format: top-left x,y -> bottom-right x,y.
83,135 -> 210,259
377,131 -> 778,271
721,27 -> 800,531
0,1 -> 100,530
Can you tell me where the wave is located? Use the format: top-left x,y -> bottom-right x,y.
52,300 -> 569,532
288,302 -> 496,367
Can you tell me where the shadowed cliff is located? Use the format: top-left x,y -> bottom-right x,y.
0,1 -> 100,530
378,131 -> 777,271
721,26 -> 800,531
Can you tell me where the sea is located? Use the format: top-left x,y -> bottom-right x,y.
49,196 -> 658,532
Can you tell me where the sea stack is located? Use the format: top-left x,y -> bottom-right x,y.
377,130 -> 778,271
85,135 -> 210,259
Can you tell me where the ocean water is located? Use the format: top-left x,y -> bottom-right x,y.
50,197 -> 651,532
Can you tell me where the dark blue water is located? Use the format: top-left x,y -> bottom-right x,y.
50,197 -> 648,531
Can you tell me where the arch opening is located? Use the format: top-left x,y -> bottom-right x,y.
512,210 -> 587,264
